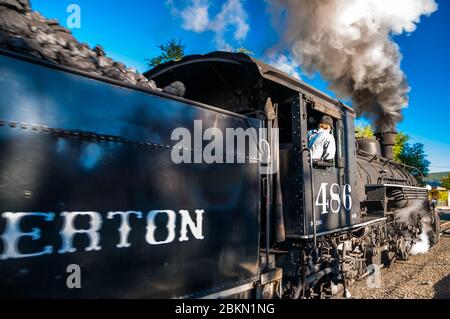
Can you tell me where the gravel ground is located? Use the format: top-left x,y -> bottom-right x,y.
340,218 -> 450,299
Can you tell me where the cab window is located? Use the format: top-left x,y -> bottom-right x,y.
306,106 -> 338,168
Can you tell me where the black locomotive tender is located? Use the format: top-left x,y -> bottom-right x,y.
0,49 -> 441,298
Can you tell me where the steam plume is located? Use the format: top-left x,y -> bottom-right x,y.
267,0 -> 437,131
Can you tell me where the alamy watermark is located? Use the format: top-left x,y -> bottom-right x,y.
66,4 -> 81,29
66,264 -> 81,289
170,120 -> 278,174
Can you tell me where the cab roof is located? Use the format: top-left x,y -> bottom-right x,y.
144,51 -> 355,118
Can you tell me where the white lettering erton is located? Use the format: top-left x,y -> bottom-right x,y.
0,210 -> 205,260
58,211 -> 103,254
107,211 -> 143,248
145,210 -> 177,245
0,212 -> 54,260
179,210 -> 204,242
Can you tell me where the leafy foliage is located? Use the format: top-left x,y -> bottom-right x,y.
393,132 -> 409,162
441,173 -> 450,190
147,39 -> 185,68
397,142 -> 431,183
439,190 -> 449,202
235,47 -> 255,55
355,124 -> 374,138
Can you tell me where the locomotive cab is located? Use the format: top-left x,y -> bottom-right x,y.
145,51 -> 362,241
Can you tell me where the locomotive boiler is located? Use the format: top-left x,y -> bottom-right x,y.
0,48 -> 440,299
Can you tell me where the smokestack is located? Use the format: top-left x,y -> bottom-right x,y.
375,131 -> 397,160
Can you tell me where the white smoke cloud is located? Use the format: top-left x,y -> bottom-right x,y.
410,230 -> 430,255
267,0 -> 438,131
167,0 -> 249,50
267,54 -> 301,80
410,216 -> 432,255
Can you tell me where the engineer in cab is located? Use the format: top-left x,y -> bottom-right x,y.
307,115 -> 336,162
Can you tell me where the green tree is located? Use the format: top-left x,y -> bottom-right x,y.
147,38 -> 185,68
397,142 -> 431,183
235,47 -> 255,55
439,190 -> 448,203
355,124 -> 374,138
441,173 -> 450,190
393,132 -> 409,162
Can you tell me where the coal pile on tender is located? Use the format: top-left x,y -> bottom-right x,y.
0,0 -> 185,97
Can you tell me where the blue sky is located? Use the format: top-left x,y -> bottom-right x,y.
32,0 -> 450,172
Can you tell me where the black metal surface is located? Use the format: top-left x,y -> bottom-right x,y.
375,132 -> 397,160
280,96 -> 360,238
356,153 -> 418,187
356,137 -> 381,156
0,53 -> 261,298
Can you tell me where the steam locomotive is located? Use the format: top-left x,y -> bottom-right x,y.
0,49 -> 440,298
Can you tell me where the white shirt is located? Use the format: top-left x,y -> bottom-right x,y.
307,128 -> 336,161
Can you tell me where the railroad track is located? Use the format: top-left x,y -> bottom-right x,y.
441,221 -> 450,234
